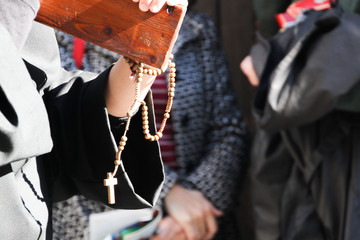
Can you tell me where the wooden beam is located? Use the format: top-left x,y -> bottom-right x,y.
35,0 -> 187,70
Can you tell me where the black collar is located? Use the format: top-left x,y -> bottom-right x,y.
23,59 -> 47,92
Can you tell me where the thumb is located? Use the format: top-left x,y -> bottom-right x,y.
211,206 -> 223,217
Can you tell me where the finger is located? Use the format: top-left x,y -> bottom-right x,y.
192,208 -> 207,240
211,206 -> 223,217
149,0 -> 167,13
240,55 -> 259,87
149,235 -> 160,240
158,217 -> 186,240
203,207 -> 218,240
181,216 -> 199,240
138,0 -> 152,12
167,0 -> 188,7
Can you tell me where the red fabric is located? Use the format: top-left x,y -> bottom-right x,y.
151,74 -> 178,170
276,0 -> 334,29
73,37 -> 86,69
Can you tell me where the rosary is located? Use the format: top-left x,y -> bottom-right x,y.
104,55 -> 176,204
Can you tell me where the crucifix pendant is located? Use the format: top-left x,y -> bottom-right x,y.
104,172 -> 118,204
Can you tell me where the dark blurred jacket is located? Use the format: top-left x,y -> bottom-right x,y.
250,5 -> 360,240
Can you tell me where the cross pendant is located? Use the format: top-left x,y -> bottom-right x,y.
104,172 -> 118,204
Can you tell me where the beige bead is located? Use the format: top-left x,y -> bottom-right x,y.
150,136 -> 155,141
137,68 -> 143,73
143,120 -> 149,125
168,92 -> 175,97
168,87 -> 175,92
157,69 -> 162,75
143,69 -> 148,74
169,73 -> 176,78
114,160 -> 122,166
142,105 -> 148,111
121,136 -> 128,142
156,132 -> 163,138
143,124 -> 149,130
145,134 -> 151,140
118,146 -> 125,151
169,54 -> 174,60
170,62 -> 176,68
170,83 -> 176,88
164,113 -> 170,119
120,141 -> 126,146
148,69 -> 153,75
154,135 -> 160,141
169,77 -> 175,83
143,129 -> 150,134
139,63 -> 144,68
137,73 -> 143,78
136,77 -> 142,83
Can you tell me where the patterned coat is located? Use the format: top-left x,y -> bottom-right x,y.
53,11 -> 248,240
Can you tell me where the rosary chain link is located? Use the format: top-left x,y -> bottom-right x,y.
112,55 -> 175,177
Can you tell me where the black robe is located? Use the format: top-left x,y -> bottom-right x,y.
251,7 -> 360,240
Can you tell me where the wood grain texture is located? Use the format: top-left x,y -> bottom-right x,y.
35,0 -> 187,70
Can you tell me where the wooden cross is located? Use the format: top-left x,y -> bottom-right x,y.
35,0 -> 187,70
104,172 -> 118,204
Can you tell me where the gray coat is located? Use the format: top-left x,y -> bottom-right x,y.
0,20 -> 163,240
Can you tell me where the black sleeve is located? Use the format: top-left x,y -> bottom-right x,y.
42,66 -> 164,209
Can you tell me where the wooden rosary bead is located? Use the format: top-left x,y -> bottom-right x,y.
110,55 -> 176,193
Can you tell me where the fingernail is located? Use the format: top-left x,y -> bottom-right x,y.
140,3 -> 149,11
150,5 -> 159,12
